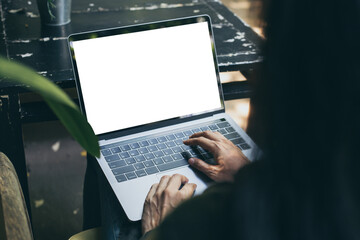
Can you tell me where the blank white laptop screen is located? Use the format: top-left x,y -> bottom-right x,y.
72,21 -> 222,135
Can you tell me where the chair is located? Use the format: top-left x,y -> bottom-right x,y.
0,152 -> 33,240
0,152 -> 101,240
68,227 -> 102,240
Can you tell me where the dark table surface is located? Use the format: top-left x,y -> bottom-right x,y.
0,0 -> 263,93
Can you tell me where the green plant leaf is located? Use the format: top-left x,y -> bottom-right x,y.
45,99 -> 99,157
0,56 -> 100,157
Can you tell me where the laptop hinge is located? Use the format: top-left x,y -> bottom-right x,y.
213,111 -> 225,117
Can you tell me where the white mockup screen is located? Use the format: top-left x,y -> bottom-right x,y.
72,22 -> 222,135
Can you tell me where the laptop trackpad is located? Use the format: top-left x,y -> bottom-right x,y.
156,166 -> 212,195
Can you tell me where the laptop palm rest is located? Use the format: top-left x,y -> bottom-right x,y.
155,166 -> 213,196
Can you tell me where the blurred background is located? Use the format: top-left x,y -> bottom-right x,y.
22,0 -> 263,239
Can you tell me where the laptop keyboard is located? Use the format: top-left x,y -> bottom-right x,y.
100,119 -> 251,183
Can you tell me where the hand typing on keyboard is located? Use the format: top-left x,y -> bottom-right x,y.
142,174 -> 196,235
183,131 -> 250,182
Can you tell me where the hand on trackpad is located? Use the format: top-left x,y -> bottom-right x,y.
156,167 -> 211,195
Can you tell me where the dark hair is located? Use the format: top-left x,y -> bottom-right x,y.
237,0 -> 360,238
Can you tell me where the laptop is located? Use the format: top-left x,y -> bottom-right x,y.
68,15 -> 259,221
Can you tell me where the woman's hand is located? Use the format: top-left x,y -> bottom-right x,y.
141,174 -> 197,235
183,131 -> 250,182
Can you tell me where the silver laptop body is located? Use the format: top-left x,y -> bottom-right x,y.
68,15 -> 259,221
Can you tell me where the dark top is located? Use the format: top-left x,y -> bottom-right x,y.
142,159 -> 359,240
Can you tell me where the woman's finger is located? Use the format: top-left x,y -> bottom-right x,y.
183,136 -> 218,152
166,174 -> 189,191
145,183 -> 158,203
188,157 -> 218,180
179,182 -> 197,197
189,130 -> 221,141
155,175 -> 171,197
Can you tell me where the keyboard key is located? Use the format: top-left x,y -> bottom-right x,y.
154,158 -> 164,165
130,143 -> 140,149
172,146 -> 183,153
148,146 -> 158,152
125,172 -> 137,180
125,158 -> 136,165
100,145 -> 109,150
149,139 -> 158,145
112,165 -> 135,175
188,149 -> 198,156
200,126 -> 210,131
158,159 -> 188,172
109,160 -> 126,169
189,149 -> 200,156
145,166 -> 159,175
134,162 -> 145,170
101,149 -> 112,156
226,127 -> 235,133
231,138 -> 245,145
135,155 -> 146,162
240,143 -> 251,150
175,132 -> 185,138
183,130 -> 193,136
154,151 -> 164,158
166,134 -> 176,141
224,132 -> 240,140
192,128 -> 201,133
166,142 -> 176,148
163,156 -> 173,163
116,175 -> 127,182
119,152 -> 130,159
135,170 -> 147,177
120,144 -> 131,151
129,150 -> 140,156
139,140 -> 150,147
144,160 -> 155,167
111,147 -> 121,153
109,160 -> 126,168
172,153 -> 185,161
208,125 -> 219,130
139,148 -> 149,154
217,129 -> 227,135
157,136 -> 167,143
105,154 -> 120,162
181,151 -> 192,160
145,153 -> 155,160
181,145 -> 192,151
163,149 -> 173,155
217,122 -> 231,128
175,139 -> 184,145
157,143 -> 167,150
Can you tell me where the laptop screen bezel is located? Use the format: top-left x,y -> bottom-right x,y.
68,15 -> 225,140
